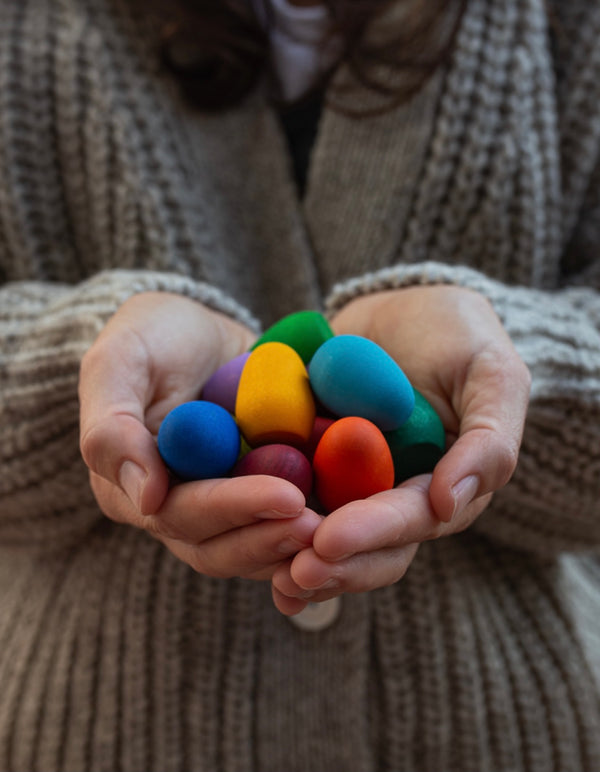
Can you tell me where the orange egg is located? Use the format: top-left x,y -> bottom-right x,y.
313,416 -> 395,513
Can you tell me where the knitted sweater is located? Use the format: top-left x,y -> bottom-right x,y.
2,0 -> 600,770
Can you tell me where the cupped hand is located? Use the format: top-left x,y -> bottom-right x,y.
79,292 -> 321,580
272,285 -> 531,614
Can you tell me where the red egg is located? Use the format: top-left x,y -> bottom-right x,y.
313,416 -> 395,513
296,416 -> 336,462
231,443 -> 313,499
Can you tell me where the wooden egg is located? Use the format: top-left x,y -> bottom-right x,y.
296,415 -> 336,462
237,433 -> 253,460
235,341 -> 316,447
384,389 -> 446,483
251,310 -> 334,364
157,401 -> 240,480
309,335 -> 415,431
232,444 -> 313,498
312,416 -> 395,513
201,352 -> 250,413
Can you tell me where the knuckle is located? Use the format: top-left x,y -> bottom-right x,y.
80,414 -> 146,483
143,514 -> 178,541
237,539 -> 265,569
498,348 -> 531,392
79,422 -> 106,472
79,338 -> 109,389
475,346 -> 513,381
385,552 -> 413,585
78,343 -> 97,379
187,546 -> 235,579
494,438 -> 521,486
246,566 -> 277,581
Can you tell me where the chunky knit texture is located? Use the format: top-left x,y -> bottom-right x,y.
2,0 -> 600,770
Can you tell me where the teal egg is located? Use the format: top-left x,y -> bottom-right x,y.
308,335 -> 415,431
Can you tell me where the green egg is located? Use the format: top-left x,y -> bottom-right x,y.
237,432 -> 253,461
384,389 -> 446,484
251,310 -> 333,364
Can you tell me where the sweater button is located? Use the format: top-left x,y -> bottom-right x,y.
289,597 -> 341,631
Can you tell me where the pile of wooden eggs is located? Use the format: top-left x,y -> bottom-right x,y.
157,310 -> 445,513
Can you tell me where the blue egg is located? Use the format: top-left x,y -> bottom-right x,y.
157,401 -> 240,480
309,335 -> 415,431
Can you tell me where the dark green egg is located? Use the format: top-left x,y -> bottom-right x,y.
384,389 -> 445,484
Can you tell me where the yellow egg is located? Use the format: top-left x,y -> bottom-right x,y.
235,342 -> 316,447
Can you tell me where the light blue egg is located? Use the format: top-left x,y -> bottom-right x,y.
309,335 -> 415,431
157,401 -> 240,480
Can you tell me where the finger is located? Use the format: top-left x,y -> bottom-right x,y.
82,415 -> 169,516
91,472 -> 310,541
271,586 -> 310,616
156,508 -> 321,579
430,347 -> 531,522
272,542 -> 420,599
310,475 -> 491,562
157,475 -> 308,540
92,470 -> 320,579
79,331 -> 169,515
272,559 -> 319,600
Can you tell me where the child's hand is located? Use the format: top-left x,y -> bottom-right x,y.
272,285 -> 531,613
79,292 -> 321,580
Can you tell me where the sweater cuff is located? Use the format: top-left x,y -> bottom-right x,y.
69,268 -> 262,333
325,261 -> 511,319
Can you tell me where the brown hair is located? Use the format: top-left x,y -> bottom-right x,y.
160,0 -> 467,113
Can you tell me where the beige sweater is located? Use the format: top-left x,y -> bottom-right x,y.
2,0 -> 600,769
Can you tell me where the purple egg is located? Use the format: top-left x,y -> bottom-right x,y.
231,444 -> 313,499
201,352 -> 250,413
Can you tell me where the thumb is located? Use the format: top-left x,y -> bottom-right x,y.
429,348 -> 530,522
79,337 -> 169,516
80,413 -> 169,515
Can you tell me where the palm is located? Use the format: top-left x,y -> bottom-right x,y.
100,292 -> 255,434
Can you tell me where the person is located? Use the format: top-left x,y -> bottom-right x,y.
1,0 -> 600,769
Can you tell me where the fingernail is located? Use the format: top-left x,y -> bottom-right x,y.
119,461 -> 147,511
451,475 -> 479,519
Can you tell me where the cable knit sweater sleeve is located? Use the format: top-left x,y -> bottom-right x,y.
0,270 -> 259,548
326,261 -> 600,557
